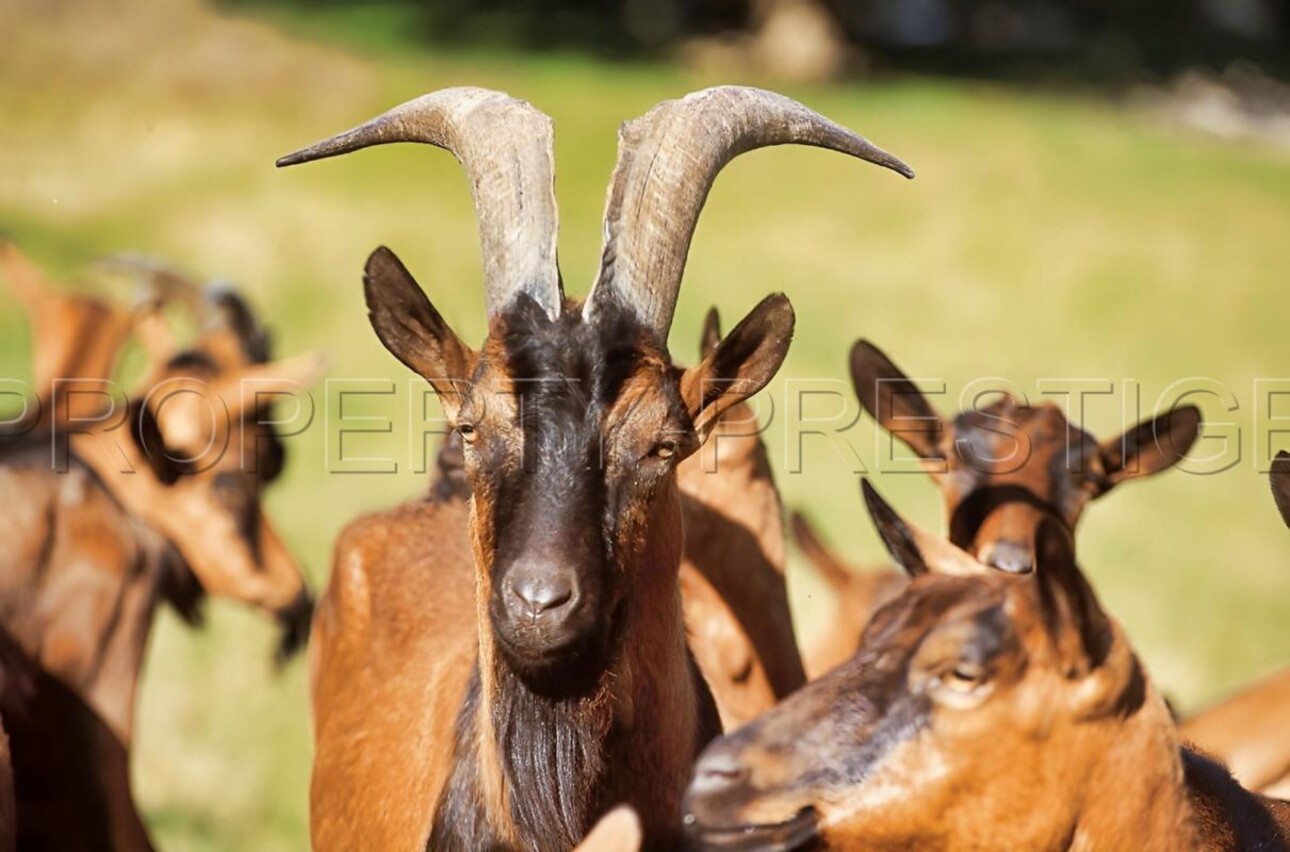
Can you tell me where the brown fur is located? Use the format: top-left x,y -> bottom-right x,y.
674,307 -> 806,729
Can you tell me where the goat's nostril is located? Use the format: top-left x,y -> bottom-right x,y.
984,541 -> 1034,574
509,572 -> 575,617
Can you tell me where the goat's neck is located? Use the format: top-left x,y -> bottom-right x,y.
1069,682 -> 1198,850
455,483 -> 712,849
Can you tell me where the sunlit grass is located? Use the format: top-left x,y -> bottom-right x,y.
2,1 -> 1289,847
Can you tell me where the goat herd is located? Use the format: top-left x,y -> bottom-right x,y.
0,85 -> 1285,851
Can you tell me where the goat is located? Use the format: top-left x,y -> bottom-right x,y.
1178,450 -> 1290,798
283,85 -> 912,850
676,307 -> 806,729
793,339 -> 1201,676
0,251 -> 319,847
683,482 -> 1290,850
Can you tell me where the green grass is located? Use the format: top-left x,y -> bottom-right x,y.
3,1 -> 1290,848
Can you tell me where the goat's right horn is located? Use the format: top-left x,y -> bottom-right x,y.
277,87 -> 562,321
587,86 -> 913,337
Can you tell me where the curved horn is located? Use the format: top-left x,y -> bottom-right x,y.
276,87 -> 561,320
587,86 -> 913,335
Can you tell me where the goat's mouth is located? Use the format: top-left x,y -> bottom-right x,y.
683,807 -> 820,852
491,620 -> 607,692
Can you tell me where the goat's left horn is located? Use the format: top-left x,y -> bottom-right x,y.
586,86 -> 913,336
276,87 -> 562,321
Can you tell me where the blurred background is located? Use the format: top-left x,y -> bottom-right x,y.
2,0 -> 1288,847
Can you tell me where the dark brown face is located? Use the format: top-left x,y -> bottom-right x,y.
683,521 -> 1135,851
462,297 -> 698,682
850,340 -> 1201,573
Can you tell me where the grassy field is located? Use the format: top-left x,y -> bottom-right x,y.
2,1 -> 1289,847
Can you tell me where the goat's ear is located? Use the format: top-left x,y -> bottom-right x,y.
850,339 -> 944,460
1271,450 -> 1290,530
364,247 -> 477,419
1097,404 -> 1200,494
699,306 -> 722,360
681,294 -> 792,441
861,479 -> 984,578
1034,519 -> 1111,671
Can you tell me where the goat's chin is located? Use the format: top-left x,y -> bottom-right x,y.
491,623 -> 609,697
682,805 -> 820,852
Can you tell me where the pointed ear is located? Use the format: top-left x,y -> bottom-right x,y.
364,247 -> 477,420
861,479 -> 984,578
1271,450 -> 1290,530
1097,404 -> 1200,494
680,294 -> 793,442
1034,519 -> 1112,670
789,510 -> 852,590
699,306 -> 722,360
850,339 -> 945,460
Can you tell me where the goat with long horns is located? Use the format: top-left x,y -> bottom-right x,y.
278,86 -> 911,850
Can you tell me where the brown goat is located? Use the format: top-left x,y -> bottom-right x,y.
1178,450 -> 1290,798
683,482 -> 1290,850
793,339 -> 1200,677
677,308 -> 805,729
0,250 -> 318,847
286,85 -> 911,850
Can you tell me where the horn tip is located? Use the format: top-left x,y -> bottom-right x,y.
275,151 -> 307,168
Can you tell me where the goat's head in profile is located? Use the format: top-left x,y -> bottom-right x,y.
683,481 -> 1167,850
103,279 -> 322,660
279,87 -> 911,687
850,340 -> 1201,573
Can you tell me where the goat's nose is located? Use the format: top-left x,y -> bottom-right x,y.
507,570 -> 576,619
689,751 -> 750,795
983,540 -> 1033,574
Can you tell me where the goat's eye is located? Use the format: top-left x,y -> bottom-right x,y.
652,440 -> 678,460
943,661 -> 986,692
457,423 -> 478,444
